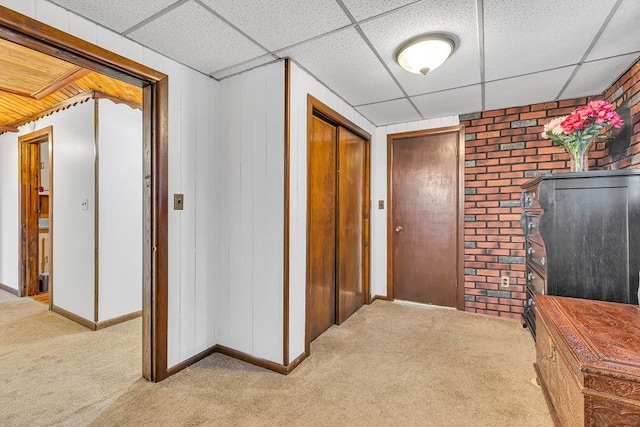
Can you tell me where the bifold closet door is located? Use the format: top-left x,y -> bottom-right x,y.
308,115 -> 337,342
336,127 -> 365,324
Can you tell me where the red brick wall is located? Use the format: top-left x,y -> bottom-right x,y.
599,60 -> 640,169
460,58 -> 640,319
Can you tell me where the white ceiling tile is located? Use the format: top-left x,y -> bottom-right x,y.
562,54 -> 639,99
485,66 -> 576,111
200,0 -> 351,51
212,55 -> 280,80
587,0 -> 640,61
356,98 -> 421,126
341,0 -> 418,21
484,0 -> 617,81
48,0 -> 177,33
129,2 -> 265,74
360,0 -> 481,97
412,85 -> 482,119
280,28 -> 403,105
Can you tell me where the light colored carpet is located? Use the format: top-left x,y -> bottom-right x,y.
0,290 -> 552,426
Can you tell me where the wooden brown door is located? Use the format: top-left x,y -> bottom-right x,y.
308,115 -> 337,341
389,127 -> 463,308
307,108 -> 369,343
20,140 -> 40,297
336,127 -> 365,324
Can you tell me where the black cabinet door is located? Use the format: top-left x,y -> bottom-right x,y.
540,172 -> 640,305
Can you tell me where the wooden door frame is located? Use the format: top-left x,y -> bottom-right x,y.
0,6 -> 169,382
18,126 -> 53,300
386,125 -> 465,311
305,95 -> 371,354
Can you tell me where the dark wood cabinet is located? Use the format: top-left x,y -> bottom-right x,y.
521,170 -> 640,338
538,170 -> 640,305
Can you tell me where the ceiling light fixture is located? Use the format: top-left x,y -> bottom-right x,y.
395,33 -> 457,75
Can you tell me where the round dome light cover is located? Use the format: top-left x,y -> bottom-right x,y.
396,34 -> 456,75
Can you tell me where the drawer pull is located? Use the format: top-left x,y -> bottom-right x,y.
549,338 -> 557,362
541,256 -> 546,265
528,221 -> 536,230
528,272 -> 534,281
528,247 -> 535,255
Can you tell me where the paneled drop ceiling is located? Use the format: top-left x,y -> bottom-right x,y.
47,0 -> 640,126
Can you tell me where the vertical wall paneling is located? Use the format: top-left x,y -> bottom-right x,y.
250,67 -> 268,358
0,132 -> 19,291
178,66 -> 198,362
97,99 -> 143,322
194,72 -> 217,351
214,61 -> 285,363
39,101 -> 95,321
164,58 -> 182,368
262,63 -> 285,362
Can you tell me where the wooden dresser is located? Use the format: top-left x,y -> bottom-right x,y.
521,176 -> 547,338
535,295 -> 640,426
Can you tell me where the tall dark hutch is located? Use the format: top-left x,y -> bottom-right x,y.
521,170 -> 640,337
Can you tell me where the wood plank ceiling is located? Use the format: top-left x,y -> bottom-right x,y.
0,37 -> 142,132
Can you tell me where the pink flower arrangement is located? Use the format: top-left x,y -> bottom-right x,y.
541,100 -> 623,171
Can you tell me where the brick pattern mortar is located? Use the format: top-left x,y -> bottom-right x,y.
460,59 -> 640,319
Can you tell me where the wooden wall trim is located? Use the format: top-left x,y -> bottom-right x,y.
152,77 -> 170,381
166,345 -> 309,378
94,91 -> 142,110
283,59 -> 291,366
52,304 -> 96,330
0,5 -> 169,382
0,282 -> 19,296
386,125 -> 466,310
95,310 -> 142,330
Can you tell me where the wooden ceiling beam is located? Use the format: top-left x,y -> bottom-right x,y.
31,66 -> 90,100
0,124 -> 18,132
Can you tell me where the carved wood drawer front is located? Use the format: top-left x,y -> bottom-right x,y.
523,212 -> 541,239
522,187 -> 540,209
527,264 -> 546,295
527,238 -> 547,272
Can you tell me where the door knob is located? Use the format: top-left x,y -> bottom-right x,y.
395,226 -> 403,233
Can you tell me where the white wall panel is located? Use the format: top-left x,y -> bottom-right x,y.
164,58 -> 183,368
0,133 -> 19,292
1,0 -> 35,16
34,0 -> 68,31
39,101 -> 95,321
97,99 -> 143,322
214,62 -> 285,363
178,66 -> 198,361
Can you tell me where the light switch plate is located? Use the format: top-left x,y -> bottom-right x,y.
174,194 -> 184,210
378,200 -> 384,209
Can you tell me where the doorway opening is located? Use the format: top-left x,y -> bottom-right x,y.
387,126 -> 465,310
0,6 -> 168,381
305,95 -> 371,352
19,127 -> 52,305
